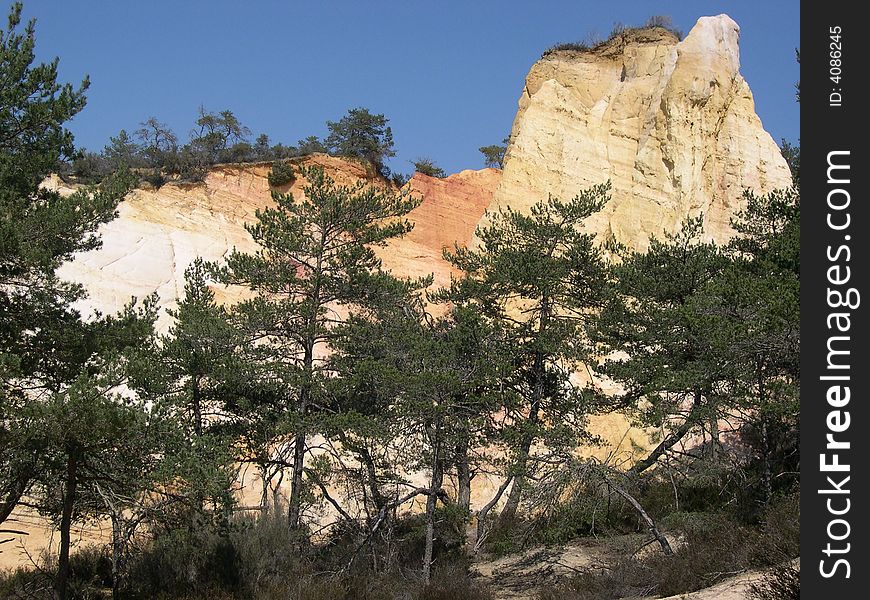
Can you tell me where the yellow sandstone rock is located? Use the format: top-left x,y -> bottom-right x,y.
480,15 -> 791,252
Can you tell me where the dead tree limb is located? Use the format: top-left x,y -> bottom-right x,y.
604,476 -> 673,555
474,475 -> 514,551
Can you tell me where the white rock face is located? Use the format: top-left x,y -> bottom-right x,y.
481,15 -> 792,251
54,166 -> 271,332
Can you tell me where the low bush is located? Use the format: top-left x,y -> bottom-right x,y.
541,41 -> 592,57
411,158 -> 446,178
268,161 -> 296,187
0,545 -> 112,600
0,566 -> 53,600
544,14 -> 683,58
749,563 -> 800,600
124,525 -> 242,598
142,170 -> 167,188
643,15 -> 683,39
118,504 -> 488,599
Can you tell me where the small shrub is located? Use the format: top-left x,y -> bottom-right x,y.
70,151 -> 111,184
268,161 -> 296,187
0,566 -> 53,600
0,546 -> 112,600
142,170 -> 166,189
68,545 -> 113,592
749,563 -> 800,600
419,561 -> 494,600
644,15 -> 683,39
412,157 -> 446,178
754,493 -> 800,563
527,499 -> 613,546
231,508 -> 304,595
542,41 -> 591,56
608,22 -> 627,39
386,506 -> 470,569
538,510 -> 791,600
390,171 -> 409,187
123,525 -> 241,598
546,14 -> 683,59
479,518 -> 525,557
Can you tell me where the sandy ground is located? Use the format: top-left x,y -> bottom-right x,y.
470,537 -> 787,600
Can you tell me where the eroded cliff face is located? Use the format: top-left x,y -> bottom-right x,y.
482,15 -> 792,251
382,168 -> 499,289
54,156 -> 497,333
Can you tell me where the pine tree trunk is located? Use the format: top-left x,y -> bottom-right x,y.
288,343 -> 313,530
761,418 -> 772,504
111,513 -> 122,600
608,477 -> 673,555
455,436 -> 472,512
422,447 -> 444,584
475,476 -> 513,549
54,451 -> 79,600
500,350 -> 544,523
709,416 -> 719,462
0,472 -> 30,527
630,389 -> 703,475
499,437 -> 531,523
287,422 -> 307,529
288,239 -> 325,531
192,375 -> 203,437
758,361 -> 772,505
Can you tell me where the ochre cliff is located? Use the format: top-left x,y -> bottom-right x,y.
381,168 -> 499,289
482,15 -> 792,251
54,156 -> 497,333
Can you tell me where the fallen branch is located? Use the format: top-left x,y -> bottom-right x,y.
475,474 -> 514,551
604,476 -> 673,556
340,486 -> 438,574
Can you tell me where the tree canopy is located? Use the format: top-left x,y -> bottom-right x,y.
325,107 -> 395,177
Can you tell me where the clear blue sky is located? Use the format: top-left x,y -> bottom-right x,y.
22,1 -> 799,176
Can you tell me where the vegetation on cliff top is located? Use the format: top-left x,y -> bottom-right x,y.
542,15 -> 683,57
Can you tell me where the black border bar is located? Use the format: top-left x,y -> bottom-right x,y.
801,3 -> 868,596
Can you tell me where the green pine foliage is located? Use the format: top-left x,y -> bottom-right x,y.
412,157 -> 446,178
330,294 -> 511,579
213,165 -> 420,529
443,184 -> 613,523
592,217 -> 739,476
325,107 -> 396,177
479,138 -> 508,169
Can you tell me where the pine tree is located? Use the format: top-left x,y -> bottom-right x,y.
33,299 -> 158,600
325,107 -> 395,177
592,217 -> 732,473
443,185 -> 612,523
330,291 -> 509,581
103,129 -> 145,171
718,187 -> 800,502
479,137 -> 509,169
141,259 -> 245,513
1,1 -> 132,533
214,165 -> 419,530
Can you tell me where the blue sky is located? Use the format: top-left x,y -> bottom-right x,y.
23,1 -> 799,176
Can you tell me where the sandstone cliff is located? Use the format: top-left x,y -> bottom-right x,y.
54,156 -> 497,334
482,15 -> 792,251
